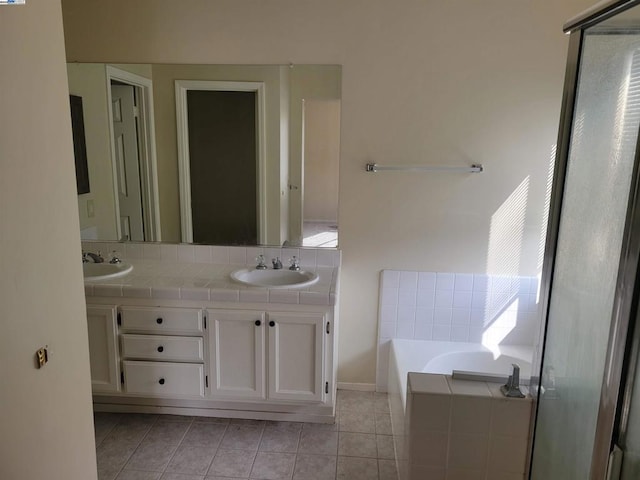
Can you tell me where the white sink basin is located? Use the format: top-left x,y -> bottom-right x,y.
83,262 -> 133,281
230,268 -> 319,289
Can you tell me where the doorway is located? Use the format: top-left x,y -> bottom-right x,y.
106,66 -> 161,242
175,80 -> 266,245
301,99 -> 340,248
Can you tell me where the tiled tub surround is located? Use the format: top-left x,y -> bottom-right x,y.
389,373 -> 532,480
82,241 -> 340,305
83,241 -> 341,424
377,270 -> 540,391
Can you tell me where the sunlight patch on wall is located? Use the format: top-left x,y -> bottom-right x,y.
482,297 -> 519,352
486,177 -> 530,278
481,178 -> 530,349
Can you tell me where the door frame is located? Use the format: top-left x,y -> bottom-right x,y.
527,31 -> 583,478
105,66 -> 161,242
175,80 -> 266,244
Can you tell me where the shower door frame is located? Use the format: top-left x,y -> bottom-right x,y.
531,1 -> 640,478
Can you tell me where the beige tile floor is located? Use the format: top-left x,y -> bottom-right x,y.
94,390 -> 398,480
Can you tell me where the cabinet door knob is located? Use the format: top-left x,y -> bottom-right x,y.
157,346 -> 164,353
159,378 -> 165,385
156,318 -> 163,324
255,320 -> 261,326
269,320 -> 275,327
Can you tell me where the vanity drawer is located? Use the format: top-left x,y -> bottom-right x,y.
119,306 -> 203,335
122,360 -> 205,398
121,334 -> 204,362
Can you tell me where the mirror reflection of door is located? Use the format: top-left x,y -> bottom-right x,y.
302,99 -> 340,247
186,90 -> 258,245
111,83 -> 145,241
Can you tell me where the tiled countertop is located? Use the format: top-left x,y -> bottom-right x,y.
84,262 -> 339,306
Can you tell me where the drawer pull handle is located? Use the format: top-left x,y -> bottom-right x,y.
156,318 -> 163,324
255,320 -> 261,326
159,378 -> 165,385
157,346 -> 164,353
269,320 -> 275,327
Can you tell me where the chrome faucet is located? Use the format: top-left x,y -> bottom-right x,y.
83,251 -> 104,263
255,255 -> 268,270
108,250 -> 122,264
272,257 -> 283,269
500,363 -> 525,398
289,256 -> 301,271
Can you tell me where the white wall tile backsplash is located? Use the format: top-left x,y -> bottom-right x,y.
211,246 -> 230,264
81,241 -> 340,270
377,269 -> 541,391
160,244 -> 178,263
228,247 -> 247,265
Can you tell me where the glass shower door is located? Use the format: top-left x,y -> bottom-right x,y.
621,332 -> 640,479
530,24 -> 640,480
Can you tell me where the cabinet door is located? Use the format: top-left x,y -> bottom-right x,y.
208,309 -> 265,399
86,305 -> 120,393
267,312 -> 325,402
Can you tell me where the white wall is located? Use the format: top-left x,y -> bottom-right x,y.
61,0 -> 594,384
0,1 -> 97,479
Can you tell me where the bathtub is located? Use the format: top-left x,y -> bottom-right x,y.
388,339 -> 533,411
387,339 -> 534,479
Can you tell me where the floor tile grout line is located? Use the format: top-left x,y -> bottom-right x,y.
246,424 -> 266,479
128,417 -> 167,476
160,418 -> 200,476
108,415 -> 158,480
95,421 -> 117,449
200,422 -> 228,477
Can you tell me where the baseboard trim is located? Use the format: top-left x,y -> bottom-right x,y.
93,403 -> 335,424
337,382 -> 376,392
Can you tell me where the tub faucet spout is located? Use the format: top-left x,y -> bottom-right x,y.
500,363 -> 525,398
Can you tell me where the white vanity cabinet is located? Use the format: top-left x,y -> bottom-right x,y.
118,306 -> 206,399
207,309 -> 327,403
86,297 -> 338,423
86,305 -> 120,393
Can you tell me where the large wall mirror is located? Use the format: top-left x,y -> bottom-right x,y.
68,63 -> 341,248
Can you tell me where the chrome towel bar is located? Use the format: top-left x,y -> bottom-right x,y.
365,163 -> 484,173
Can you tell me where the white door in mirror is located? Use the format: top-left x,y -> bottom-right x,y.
230,268 -> 319,289
83,262 -> 133,281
